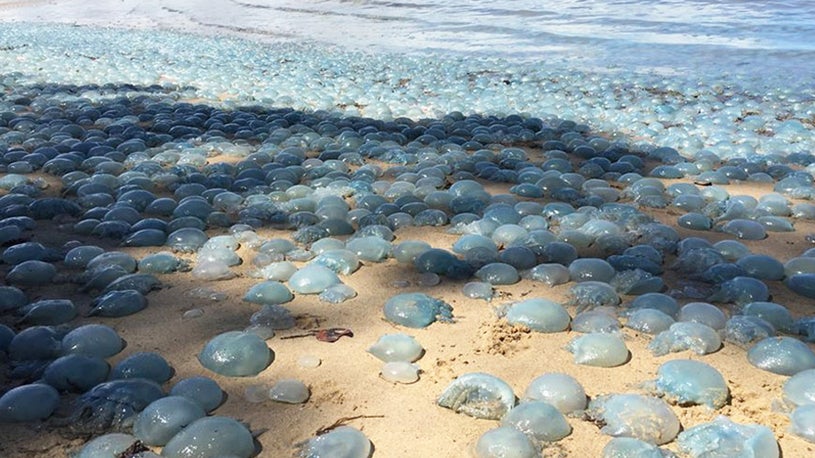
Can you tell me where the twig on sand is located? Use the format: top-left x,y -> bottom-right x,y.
315,415 -> 385,436
280,328 -> 354,342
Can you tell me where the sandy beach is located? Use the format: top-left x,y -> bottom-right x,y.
2,1 -> 815,457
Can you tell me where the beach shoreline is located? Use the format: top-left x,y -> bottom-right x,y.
0,13 -> 814,458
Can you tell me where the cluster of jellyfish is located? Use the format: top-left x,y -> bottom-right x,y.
2,63 -> 815,458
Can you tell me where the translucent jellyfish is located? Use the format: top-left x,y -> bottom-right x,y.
138,252 -> 189,274
676,416 -> 778,458
0,324 -> 13,353
392,240 -> 431,264
16,299 -> 77,325
672,248 -> 725,275
250,304 -> 296,331
707,276 -> 769,305
169,376 -> 224,413
309,249 -> 360,275
741,301 -> 793,332
569,258 -> 616,283
86,251 -> 138,273
758,216 -> 794,232
503,298 -> 571,333
568,333 -> 629,367
166,227 -> 208,253
319,283 -> 357,304
198,331 -> 273,377
627,293 -> 679,318
625,309 -> 675,335
162,416 -> 255,458
79,265 -> 130,293
607,254 -> 663,276
502,400 -> 571,442
110,352 -> 174,384
289,265 -> 341,294
367,334 -> 424,362
6,260 -> 57,286
299,426 -> 371,458
0,285 -> 27,313
678,213 -> 713,231
2,241 -> 49,264
191,259 -> 236,281
786,273 -> 815,299
566,281 -> 621,313
437,372 -> 516,420
69,379 -> 165,433
653,359 -> 728,409
523,373 -> 587,414
790,404 -> 815,443
724,315 -> 775,347
414,248 -> 474,279
602,437 -> 670,458
346,235 -> 391,262
453,234 -> 498,255
88,289 -> 148,317
475,262 -> 520,285
101,273 -> 161,295
587,394 -> 680,445
527,263 -> 570,287
649,322 -> 722,356
133,396 -> 206,446
383,293 -> 453,328
694,263 -> 748,284
381,362 -> 420,384
122,228 -> 166,247
269,379 -> 310,403
243,281 -> 293,305
43,355 -> 109,392
572,310 -> 621,334
747,336 -> 815,376
721,219 -> 767,240
8,325 -> 62,362
736,254 -> 785,281
678,302 -> 727,330
785,256 -> 815,277
0,383 -> 60,422
536,241 -> 578,265
462,281 -> 494,301
474,426 -> 538,458
73,433 -> 141,458
60,324 -> 123,359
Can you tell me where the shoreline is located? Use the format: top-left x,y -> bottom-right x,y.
0,22 -> 812,162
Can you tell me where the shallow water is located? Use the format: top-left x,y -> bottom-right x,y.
5,0 -> 814,79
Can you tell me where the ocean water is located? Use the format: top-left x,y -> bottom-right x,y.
209,0 -> 815,76
4,0 -> 815,78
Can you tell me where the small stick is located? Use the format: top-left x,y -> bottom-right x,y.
280,331 -> 317,340
316,415 -> 385,435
